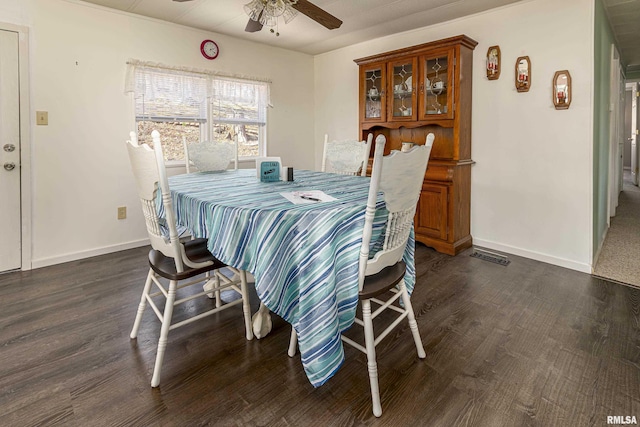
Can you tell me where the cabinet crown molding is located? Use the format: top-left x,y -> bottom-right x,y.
354,34 -> 478,66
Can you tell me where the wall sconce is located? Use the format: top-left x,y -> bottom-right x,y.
553,70 -> 571,109
486,46 -> 501,80
515,56 -> 531,92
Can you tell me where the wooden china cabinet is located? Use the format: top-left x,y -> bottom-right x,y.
355,35 -> 477,255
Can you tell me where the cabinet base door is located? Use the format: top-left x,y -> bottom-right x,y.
415,183 -> 448,240
414,182 -> 473,256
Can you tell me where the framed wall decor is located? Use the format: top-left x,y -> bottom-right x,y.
486,46 -> 501,80
552,70 -> 571,109
515,56 -> 531,92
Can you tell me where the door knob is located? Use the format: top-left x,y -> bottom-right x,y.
3,144 -> 15,152
3,162 -> 15,171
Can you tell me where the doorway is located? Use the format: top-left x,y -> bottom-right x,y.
628,82 -> 639,186
593,81 -> 640,287
0,23 -> 31,273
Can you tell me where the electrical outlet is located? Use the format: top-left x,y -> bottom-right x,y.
117,206 -> 127,220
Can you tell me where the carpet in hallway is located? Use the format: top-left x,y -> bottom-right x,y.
594,172 -> 640,287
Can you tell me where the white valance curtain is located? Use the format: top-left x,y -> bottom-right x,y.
124,60 -> 271,122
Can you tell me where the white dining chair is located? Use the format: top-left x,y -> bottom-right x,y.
183,138 -> 238,173
289,133 -> 435,417
183,137 -> 241,303
126,130 -> 253,387
322,133 -> 373,176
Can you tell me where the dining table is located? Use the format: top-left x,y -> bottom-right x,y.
166,168 -> 416,387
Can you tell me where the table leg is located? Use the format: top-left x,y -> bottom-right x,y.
252,302 -> 272,339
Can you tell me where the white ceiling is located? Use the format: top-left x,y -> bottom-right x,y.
603,0 -> 640,73
79,0 -> 525,55
79,0 -> 640,72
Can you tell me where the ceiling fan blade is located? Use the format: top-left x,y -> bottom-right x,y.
172,0 -> 194,2
245,12 -> 264,33
292,0 -> 342,30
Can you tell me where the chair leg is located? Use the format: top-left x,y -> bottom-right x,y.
203,272 -> 222,308
151,279 -> 177,388
130,269 -> 154,339
399,282 -> 426,359
362,299 -> 382,417
288,328 -> 297,357
238,270 -> 253,340
214,273 -> 222,308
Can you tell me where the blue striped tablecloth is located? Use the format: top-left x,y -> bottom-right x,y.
167,169 -> 415,387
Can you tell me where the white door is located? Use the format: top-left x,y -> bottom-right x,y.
618,70 -> 625,193
0,29 -> 21,272
608,45 -> 623,219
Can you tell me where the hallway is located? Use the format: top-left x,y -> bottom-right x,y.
594,169 -> 640,287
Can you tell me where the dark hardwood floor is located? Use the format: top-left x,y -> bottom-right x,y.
1,244 -> 639,426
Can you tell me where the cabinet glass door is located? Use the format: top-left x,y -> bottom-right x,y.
389,57 -> 417,121
419,49 -> 454,120
362,63 -> 386,122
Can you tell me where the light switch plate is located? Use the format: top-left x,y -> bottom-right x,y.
36,111 -> 48,125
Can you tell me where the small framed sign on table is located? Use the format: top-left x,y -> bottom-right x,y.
255,157 -> 282,182
260,161 -> 280,182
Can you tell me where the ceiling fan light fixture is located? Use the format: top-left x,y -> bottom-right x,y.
263,0 -> 286,18
282,5 -> 298,24
244,0 -> 300,34
259,13 -> 277,27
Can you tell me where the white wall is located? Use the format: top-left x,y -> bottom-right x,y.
0,0 -> 29,26
2,0 -> 315,268
314,0 -> 594,272
0,0 -> 597,272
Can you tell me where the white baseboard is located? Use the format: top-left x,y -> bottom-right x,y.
30,238 -> 150,270
473,238 -> 592,274
30,236 -> 594,275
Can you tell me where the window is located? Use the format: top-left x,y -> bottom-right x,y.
210,78 -> 268,160
128,63 -> 269,162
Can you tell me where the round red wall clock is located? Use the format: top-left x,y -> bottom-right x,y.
200,40 -> 219,60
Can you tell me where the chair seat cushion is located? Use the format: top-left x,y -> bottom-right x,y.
149,238 -> 227,281
359,261 -> 406,299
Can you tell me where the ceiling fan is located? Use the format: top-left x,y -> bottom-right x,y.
172,0 -> 342,34
244,0 -> 342,34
